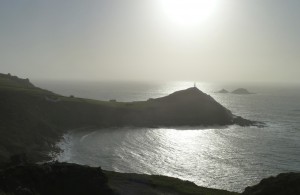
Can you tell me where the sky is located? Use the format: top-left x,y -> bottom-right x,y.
0,0 -> 300,83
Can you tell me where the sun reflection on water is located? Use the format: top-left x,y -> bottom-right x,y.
54,82 -> 300,192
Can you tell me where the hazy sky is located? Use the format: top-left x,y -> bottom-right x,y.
0,0 -> 299,83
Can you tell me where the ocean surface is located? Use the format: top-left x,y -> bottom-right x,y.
34,80 -> 300,192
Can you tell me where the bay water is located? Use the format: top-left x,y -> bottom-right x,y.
34,80 -> 300,192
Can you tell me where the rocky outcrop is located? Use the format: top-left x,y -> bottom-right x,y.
232,116 -> 264,127
232,88 -> 252,95
0,162 -> 115,195
242,172 -> 300,195
0,73 -> 35,89
133,87 -> 234,126
216,89 -> 229,93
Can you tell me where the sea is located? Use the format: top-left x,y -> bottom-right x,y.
33,80 -> 300,193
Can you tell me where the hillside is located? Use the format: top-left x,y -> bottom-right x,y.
0,162 -> 238,195
0,73 -> 259,163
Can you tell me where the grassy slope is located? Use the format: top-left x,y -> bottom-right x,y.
0,73 -> 237,163
0,74 -> 113,162
0,73 -> 149,162
0,75 -> 60,162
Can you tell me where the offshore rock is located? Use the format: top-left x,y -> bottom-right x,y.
232,88 -> 252,95
216,89 -> 229,93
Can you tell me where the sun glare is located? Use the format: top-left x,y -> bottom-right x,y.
158,0 -> 219,28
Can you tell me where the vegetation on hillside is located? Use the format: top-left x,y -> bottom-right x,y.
0,73 -> 259,163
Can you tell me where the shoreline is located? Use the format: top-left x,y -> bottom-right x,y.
50,126 -> 261,193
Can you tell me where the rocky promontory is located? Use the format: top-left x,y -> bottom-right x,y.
140,87 -> 259,127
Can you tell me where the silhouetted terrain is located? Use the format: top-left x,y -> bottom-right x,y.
242,172 -> 300,195
0,73 -> 260,163
0,162 -> 299,195
0,162 -> 114,195
1,73 -> 298,195
0,162 -> 238,195
232,88 -> 253,95
216,89 -> 229,93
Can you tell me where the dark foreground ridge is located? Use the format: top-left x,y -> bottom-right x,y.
0,162 -> 114,195
242,172 -> 300,195
0,73 -> 262,163
0,161 -> 233,195
0,162 -> 298,195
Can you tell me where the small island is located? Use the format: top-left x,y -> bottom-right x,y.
231,88 -> 253,95
216,89 -> 229,93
